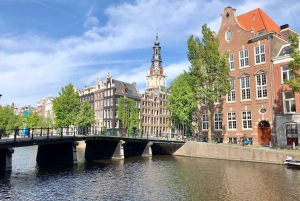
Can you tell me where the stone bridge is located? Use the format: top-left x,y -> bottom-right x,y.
0,135 -> 185,171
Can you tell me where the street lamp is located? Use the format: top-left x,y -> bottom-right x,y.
123,98 -> 128,137
0,94 -> 2,99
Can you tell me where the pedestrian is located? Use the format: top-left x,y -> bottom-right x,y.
132,124 -> 137,137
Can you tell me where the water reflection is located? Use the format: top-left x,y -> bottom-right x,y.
0,147 -> 300,200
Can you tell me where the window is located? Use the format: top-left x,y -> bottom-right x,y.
227,112 -> 236,129
255,44 -> 265,64
256,74 -> 267,98
229,53 -> 234,70
283,91 -> 296,113
241,77 -> 250,100
282,66 -> 293,83
116,98 -> 119,105
242,111 -> 252,129
202,114 -> 208,130
227,79 -> 235,102
286,124 -> 298,138
257,29 -> 264,35
214,114 -> 222,130
228,137 -> 237,144
239,49 -> 249,67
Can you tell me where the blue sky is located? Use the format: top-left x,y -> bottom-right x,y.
0,0 -> 300,107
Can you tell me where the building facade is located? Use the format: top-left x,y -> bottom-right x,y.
141,35 -> 170,135
103,73 -> 141,133
36,96 -> 54,121
77,79 -> 106,132
198,6 -> 299,145
272,28 -> 300,146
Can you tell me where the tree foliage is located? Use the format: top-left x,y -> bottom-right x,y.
26,110 -> 45,128
52,84 -> 81,127
0,105 -> 17,131
286,34 -> 300,92
75,101 -> 95,127
187,24 -> 231,142
167,73 -> 197,129
117,97 -> 140,132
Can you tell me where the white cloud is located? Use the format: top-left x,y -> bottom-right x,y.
83,16 -> 99,28
0,0 -> 299,106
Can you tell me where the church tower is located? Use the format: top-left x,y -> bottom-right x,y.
146,34 -> 167,89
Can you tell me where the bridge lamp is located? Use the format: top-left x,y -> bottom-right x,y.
0,94 -> 2,99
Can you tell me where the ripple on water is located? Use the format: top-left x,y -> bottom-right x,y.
1,147 -> 300,200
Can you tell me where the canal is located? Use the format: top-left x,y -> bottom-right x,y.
1,146 -> 300,200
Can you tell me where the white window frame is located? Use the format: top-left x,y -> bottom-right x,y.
285,123 -> 298,138
254,44 -> 265,64
239,49 -> 249,68
242,111 -> 252,130
229,53 -> 234,70
281,66 -> 293,83
241,77 -> 251,100
227,112 -> 236,130
227,79 -> 235,102
283,91 -> 296,113
256,73 -> 267,99
202,114 -> 208,130
214,113 -> 222,130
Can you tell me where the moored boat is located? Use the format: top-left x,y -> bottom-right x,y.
284,156 -> 300,168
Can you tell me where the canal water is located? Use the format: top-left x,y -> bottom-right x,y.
1,146 -> 300,201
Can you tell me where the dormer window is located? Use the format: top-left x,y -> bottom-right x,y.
283,47 -> 291,54
257,29 -> 264,35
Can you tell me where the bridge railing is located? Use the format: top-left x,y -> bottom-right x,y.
0,127 -> 200,142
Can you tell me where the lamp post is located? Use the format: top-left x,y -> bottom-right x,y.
123,98 -> 128,137
0,94 -> 2,99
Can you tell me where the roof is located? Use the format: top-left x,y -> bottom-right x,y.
112,79 -> 140,97
237,8 -> 281,37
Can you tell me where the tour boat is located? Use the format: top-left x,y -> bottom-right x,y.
284,156 -> 300,168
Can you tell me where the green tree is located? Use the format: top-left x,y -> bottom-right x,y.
27,111 -> 45,128
167,73 -> 197,131
286,34 -> 300,92
44,111 -> 54,128
0,105 -> 18,131
187,24 -> 231,142
52,84 -> 80,127
117,97 -> 140,134
75,101 -> 95,127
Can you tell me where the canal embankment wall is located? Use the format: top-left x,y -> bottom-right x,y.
173,142 -> 300,164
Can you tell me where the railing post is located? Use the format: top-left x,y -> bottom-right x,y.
156,130 -> 158,140
31,127 -> 34,140
40,127 -> 42,137
14,128 -> 17,142
47,127 -> 49,139
61,127 -> 63,137
147,131 -> 149,139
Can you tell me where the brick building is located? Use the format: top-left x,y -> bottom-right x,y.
198,6 -> 299,145
103,72 -> 141,133
272,27 -> 300,146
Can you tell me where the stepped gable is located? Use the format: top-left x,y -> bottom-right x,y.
237,8 -> 281,37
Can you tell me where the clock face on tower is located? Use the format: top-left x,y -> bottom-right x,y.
155,66 -> 158,71
155,55 -> 158,59
155,63 -> 158,67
